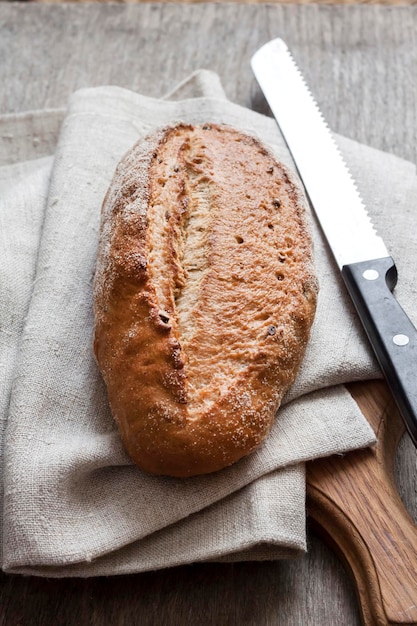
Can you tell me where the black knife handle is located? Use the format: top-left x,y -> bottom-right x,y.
342,256 -> 417,445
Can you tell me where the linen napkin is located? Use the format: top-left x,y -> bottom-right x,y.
1,70 -> 416,577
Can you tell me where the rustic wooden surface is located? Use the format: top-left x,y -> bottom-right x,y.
27,0 -> 417,6
309,381 -> 417,625
1,4 -> 417,625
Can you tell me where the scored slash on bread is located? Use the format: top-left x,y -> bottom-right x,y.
93,122 -> 318,477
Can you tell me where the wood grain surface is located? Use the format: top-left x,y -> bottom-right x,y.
1,4 -> 417,625
28,1 -> 417,5
309,381 -> 417,625
21,0 -> 417,7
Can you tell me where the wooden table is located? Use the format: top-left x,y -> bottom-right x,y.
1,4 -> 417,624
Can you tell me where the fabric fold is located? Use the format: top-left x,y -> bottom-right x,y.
1,70 -> 415,577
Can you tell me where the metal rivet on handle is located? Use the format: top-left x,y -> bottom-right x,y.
393,334 -> 410,346
363,269 -> 379,281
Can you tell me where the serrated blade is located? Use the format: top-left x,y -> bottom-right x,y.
251,38 -> 417,448
251,38 -> 388,269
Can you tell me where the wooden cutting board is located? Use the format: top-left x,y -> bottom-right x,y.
307,380 -> 417,626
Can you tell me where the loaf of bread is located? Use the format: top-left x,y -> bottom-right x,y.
93,122 -> 318,477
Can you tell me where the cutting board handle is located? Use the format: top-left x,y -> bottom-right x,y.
307,381 -> 417,626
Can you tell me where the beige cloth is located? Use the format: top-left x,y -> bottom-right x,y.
2,70 -> 416,577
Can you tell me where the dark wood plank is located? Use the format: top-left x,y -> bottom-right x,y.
0,548 -> 361,626
31,0 -> 417,6
0,4 -> 416,625
1,4 -> 416,162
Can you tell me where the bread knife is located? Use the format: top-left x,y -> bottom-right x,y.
251,38 -> 417,446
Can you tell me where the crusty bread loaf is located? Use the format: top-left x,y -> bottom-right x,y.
93,122 -> 318,477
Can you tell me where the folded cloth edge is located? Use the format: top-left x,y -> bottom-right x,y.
4,69 -> 412,576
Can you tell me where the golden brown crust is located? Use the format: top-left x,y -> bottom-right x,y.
93,122 -> 318,477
